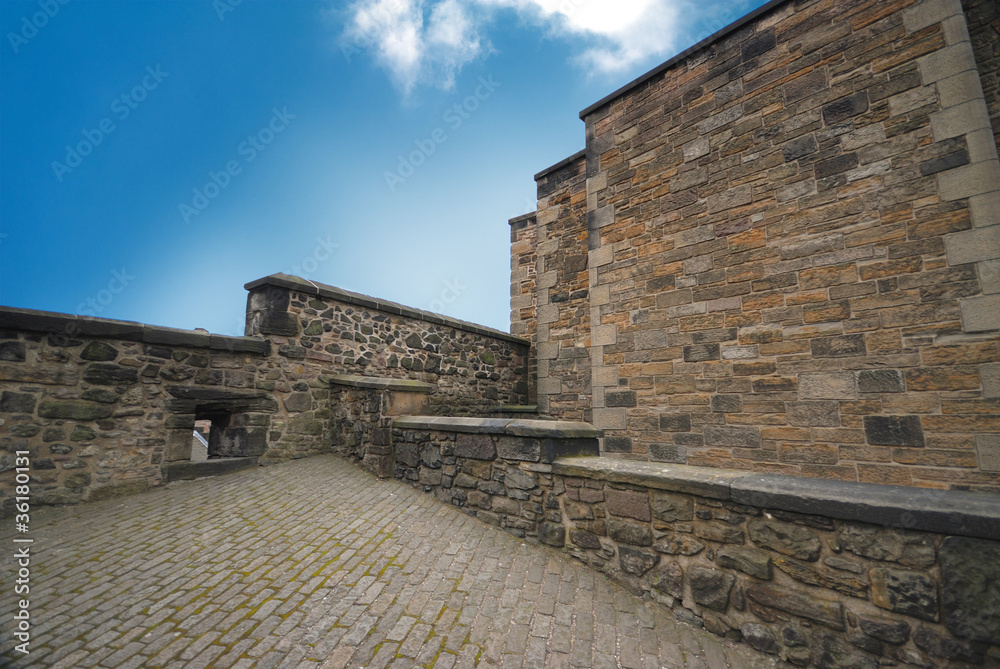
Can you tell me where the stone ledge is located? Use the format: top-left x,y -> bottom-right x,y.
534,149 -> 586,181
244,274 -> 530,347
325,374 -> 436,394
552,457 -> 1000,541
0,306 -> 270,354
392,415 -> 602,439
163,457 -> 258,482
498,405 -> 539,414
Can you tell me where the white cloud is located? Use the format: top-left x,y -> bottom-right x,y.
339,0 -> 685,93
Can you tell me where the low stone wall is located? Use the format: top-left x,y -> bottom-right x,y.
361,417 -> 1000,668
246,274 -> 530,415
386,416 -> 600,539
0,306 -> 328,514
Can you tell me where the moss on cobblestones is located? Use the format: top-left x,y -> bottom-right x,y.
0,456 -> 778,668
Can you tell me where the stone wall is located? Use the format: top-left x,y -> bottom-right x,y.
353,419 -> 1000,668
515,0 -> 1000,489
550,458 -> 1000,668
0,306 -> 333,514
963,0 -> 1000,153
510,212 -> 539,404
247,274 -> 530,416
1,275 -> 531,513
389,416 -> 601,538
521,151 -> 592,421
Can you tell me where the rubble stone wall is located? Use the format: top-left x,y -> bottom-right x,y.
372,417 -> 1000,668
0,307 -> 333,513
246,274 -> 530,416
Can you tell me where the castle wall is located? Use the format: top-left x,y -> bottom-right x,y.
0,308 -> 302,514
516,152 -> 592,420
559,0 -> 1000,489
246,274 -> 530,416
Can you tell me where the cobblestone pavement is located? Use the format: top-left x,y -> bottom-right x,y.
1,455 -> 785,668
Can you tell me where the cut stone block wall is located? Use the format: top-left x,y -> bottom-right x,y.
963,0 -> 1000,154
246,274 -> 530,415
515,0 -> 1000,489
520,151 -> 592,421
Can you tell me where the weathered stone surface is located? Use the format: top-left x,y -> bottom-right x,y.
653,533 -> 705,555
939,536 -> 1000,644
70,426 -> 96,442
651,490 -> 693,522
774,557 -> 868,598
749,518 -> 821,561
799,373 -> 856,399
37,400 -> 113,420
283,392 -> 312,412
857,370 -> 904,394
82,363 -> 138,386
538,521 -> 565,547
0,341 -> 26,361
0,391 -> 36,413
81,388 -> 119,403
454,434 -> 496,460
504,468 -> 536,490
496,436 -> 541,462
786,402 -> 840,427
746,583 -> 845,630
863,415 -> 924,447
913,626 -> 984,663
688,567 -> 734,612
694,522 -> 745,545
608,519 -> 653,546
80,341 -> 119,361
704,425 -> 760,449
658,413 -> 691,432
741,623 -> 779,654
717,547 -> 772,580
652,562 -> 683,598
836,524 -> 904,562
619,546 -> 659,575
870,568 -> 938,622
569,530 -> 602,549
811,632 -> 877,669
858,616 -> 910,645
683,343 -> 720,362
606,488 -> 651,521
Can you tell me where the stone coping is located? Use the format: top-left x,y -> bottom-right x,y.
497,405 -> 538,413
553,457 -> 1000,541
533,149 -> 586,181
507,212 -> 536,227
0,306 -> 270,354
392,415 -> 602,439
578,0 -> 788,119
325,374 -> 436,394
245,274 -> 530,347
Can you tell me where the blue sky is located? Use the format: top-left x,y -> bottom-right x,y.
0,0 -> 767,335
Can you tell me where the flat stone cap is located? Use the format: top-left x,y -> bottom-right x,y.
245,274 -> 529,347
325,374 -> 435,394
393,415 -> 602,439
553,457 -> 1000,541
0,306 -> 269,354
